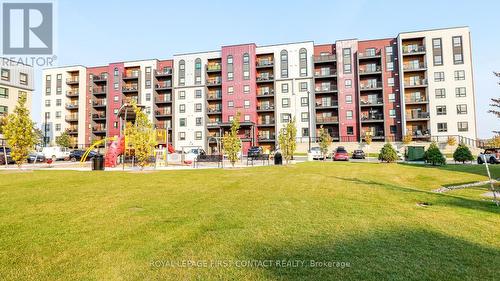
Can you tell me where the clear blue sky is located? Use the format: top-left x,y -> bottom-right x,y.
31,0 -> 500,138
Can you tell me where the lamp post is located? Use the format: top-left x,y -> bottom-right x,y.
43,113 -> 48,147
307,90 -> 312,151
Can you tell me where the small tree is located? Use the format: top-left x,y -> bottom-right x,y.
378,143 -> 398,163
424,142 -> 446,166
126,101 -> 157,170
56,131 -> 72,148
487,135 -> 500,147
318,126 -> 332,160
278,117 -> 297,165
403,132 -> 413,145
364,133 -> 373,145
447,136 -> 457,147
222,112 -> 241,167
3,93 -> 37,168
0,115 -> 7,135
453,143 -> 474,163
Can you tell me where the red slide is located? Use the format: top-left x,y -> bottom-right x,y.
104,136 -> 125,168
167,144 -> 175,154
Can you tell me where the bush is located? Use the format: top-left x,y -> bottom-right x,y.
424,142 -> 446,166
378,143 -> 398,163
453,144 -> 474,163
402,133 -> 413,145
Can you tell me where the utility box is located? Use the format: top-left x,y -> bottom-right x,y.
407,146 -> 425,161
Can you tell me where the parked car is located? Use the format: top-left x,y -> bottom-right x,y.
477,148 -> 500,164
308,146 -> 325,160
333,147 -> 349,161
351,149 -> 365,159
28,152 -> 46,163
69,150 -> 98,161
247,146 -> 263,158
184,148 -> 206,162
42,146 -> 70,161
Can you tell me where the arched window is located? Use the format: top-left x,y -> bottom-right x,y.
114,67 -> 119,77
242,53 -> 250,80
227,55 -> 233,81
178,60 -> 185,86
299,48 -> 307,77
194,58 -> 201,85
280,50 -> 288,78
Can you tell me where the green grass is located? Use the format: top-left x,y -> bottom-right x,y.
1,163 -> 499,281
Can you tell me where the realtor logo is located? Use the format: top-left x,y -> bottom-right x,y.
2,2 -> 53,55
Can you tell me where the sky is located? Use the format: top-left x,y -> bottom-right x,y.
29,0 -> 500,138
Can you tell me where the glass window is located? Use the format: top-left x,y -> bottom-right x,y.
302,128 -> 309,137
179,132 -> 186,140
390,125 -> 397,134
282,98 -> 290,108
45,100 -> 51,107
301,97 -> 308,107
387,77 -> 394,86
244,100 -> 250,109
388,93 -> 395,102
0,105 -> 8,114
436,105 -> 447,115
243,53 -> 250,80
146,93 -> 151,101
228,101 -> 234,108
281,113 -> 291,123
55,111 -> 61,118
1,69 -> 10,81
243,85 -> 250,93
178,60 -> 185,86
280,50 -> 288,78
0,87 -> 8,98
19,73 -> 28,85
435,88 -> 446,98
195,89 -> 202,98
347,126 -> 354,135
228,86 -> 234,95
227,55 -> 233,81
345,79 -> 352,88
389,109 -> 396,118
179,118 -> 186,127
343,48 -> 352,74
437,123 -> 448,132
385,46 -> 394,71
457,121 -> 468,132
455,87 -> 466,97
452,36 -> 464,64
178,91 -> 185,99
456,104 -> 467,114
434,72 -> 445,82
195,103 -> 202,112
194,58 -> 202,85
454,70 -> 465,80
114,68 -> 119,76
432,38 -> 443,66
196,117 -> 202,126
301,112 -> 308,122
300,82 -> 308,92
299,48 -> 307,77
179,104 -> 185,113
56,99 -> 61,106
195,131 -> 202,140
346,95 -> 352,104
281,83 -> 289,93
346,110 -> 353,120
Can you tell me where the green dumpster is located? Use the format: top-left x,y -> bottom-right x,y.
407,146 -> 425,161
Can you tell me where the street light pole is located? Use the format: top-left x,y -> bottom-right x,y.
43,113 -> 48,147
307,90 -> 311,151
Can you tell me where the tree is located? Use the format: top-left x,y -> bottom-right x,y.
402,132 -> 413,145
0,115 -> 7,135
489,72 -> 500,134
56,131 -> 71,148
278,117 -> 297,165
318,126 -> 332,160
378,143 -> 398,163
222,112 -> 241,167
446,136 -> 457,147
453,143 -> 474,163
126,101 -> 157,170
364,133 -> 372,145
424,142 -> 446,166
487,135 -> 500,147
3,93 -> 37,168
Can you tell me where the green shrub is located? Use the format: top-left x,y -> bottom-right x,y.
424,142 -> 446,166
453,144 -> 474,163
378,143 -> 398,163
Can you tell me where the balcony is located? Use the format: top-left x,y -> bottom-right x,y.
93,126 -> 106,134
65,115 -> 78,122
257,89 -> 274,97
361,113 -> 384,122
256,60 -> 274,68
93,87 -> 106,95
155,110 -> 171,118
359,82 -> 383,90
360,98 -> 384,106
66,128 -> 78,135
65,103 -> 79,110
155,82 -> 172,90
402,45 -> 426,55
92,113 -> 106,121
207,122 -> 222,128
314,69 -> 337,78
256,74 -> 274,83
403,62 -> 426,71
207,107 -> 222,114
257,104 -> 275,112
359,65 -> 382,75
258,134 -> 276,142
316,116 -> 339,124
92,75 -> 107,83
407,112 -> 430,121
155,68 -> 173,77
206,78 -> 222,86
155,95 -> 172,103
404,79 -> 427,88
315,85 -> 337,93
206,64 -> 222,72
405,96 -> 428,105
66,77 -> 79,85
358,50 -> 381,59
122,85 -> 139,93
207,92 -> 222,100
314,54 -> 336,63
122,71 -> 139,80
156,122 -> 172,130
257,119 -> 275,126
315,101 -> 338,108
93,100 -> 106,107
65,90 -> 79,97
362,131 -> 385,139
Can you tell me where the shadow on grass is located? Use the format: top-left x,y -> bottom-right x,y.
398,162 -> 500,179
332,176 -> 500,215
241,229 -> 499,281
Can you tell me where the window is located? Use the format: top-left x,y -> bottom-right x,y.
390,125 -> 397,134
55,111 -> 61,119
454,70 -> 465,80
456,104 -> 467,114
146,93 -> 151,101
436,106 -> 447,115
280,50 -> 288,78
145,80 -> 151,88
179,132 -> 186,140
45,100 -> 51,107
301,97 -> 308,107
196,117 -> 202,126
195,103 -> 202,112
385,46 -> 394,71
195,89 -> 202,98
347,126 -> 354,135
435,88 -> 446,98
179,104 -> 185,113
178,91 -> 185,99
387,77 -> 394,86
302,128 -> 309,137
281,113 -> 291,123
0,87 -> 8,98
114,82 -> 119,90
1,69 -> 10,81
432,38 -> 443,66
56,99 -> 61,106
437,123 -> 448,132
388,93 -> 396,102
114,67 -> 119,76
228,115 -> 234,122
281,83 -> 289,93
57,74 -> 62,80
114,122 -> 118,129
455,87 -> 466,97
301,112 -> 308,122
45,75 -> 51,81
243,85 -> 250,94
343,48 -> 352,74
434,72 -> 445,82
243,53 -> 250,80
44,112 -> 50,119
19,73 -> 28,85
56,87 -> 61,95
195,131 -> 202,140
282,98 -> 290,108
228,101 -> 234,108
178,60 -> 185,86
227,86 -> 234,95
227,55 -> 233,81
457,122 -> 468,132
299,48 -> 307,77
0,105 -> 7,114
452,36 -> 464,64
114,96 -> 119,102
300,82 -> 308,92
244,100 -> 250,109
114,109 -> 119,115
389,109 -> 396,118
346,95 -> 352,104
244,115 -> 250,122
179,118 -> 186,127
345,79 -> 352,88
194,58 -> 202,84
346,110 -> 353,120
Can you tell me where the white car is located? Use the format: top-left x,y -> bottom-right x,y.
41,146 -> 70,161
308,147 -> 324,160
184,148 -> 206,162
477,148 -> 500,164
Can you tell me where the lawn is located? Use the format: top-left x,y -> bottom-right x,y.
0,162 -> 499,281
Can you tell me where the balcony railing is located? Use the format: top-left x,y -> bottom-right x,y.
257,104 -> 275,111
123,71 -> 139,79
358,50 -> 381,58
407,112 -> 430,120
402,45 -> 426,54
122,85 -> 139,92
155,96 -> 172,103
207,122 -> 222,128
93,126 -> 106,132
361,114 -> 384,121
359,82 -> 383,90
403,62 -> 426,71
315,85 -> 337,92
360,98 -> 383,105
65,103 -> 79,109
93,87 -> 106,94
66,128 -> 78,134
316,116 -> 338,123
93,100 -> 106,107
92,75 -> 107,82
155,68 -> 173,76
258,134 -> 276,141
256,60 -> 274,67
256,74 -> 274,82
155,110 -> 171,116
257,89 -> 274,96
65,115 -> 78,122
207,107 -> 222,113
314,69 -> 337,77
92,113 -> 106,119
206,78 -> 222,85
359,65 -> 382,74
66,78 -> 79,84
315,101 -> 338,108
258,119 -> 275,125
155,82 -> 172,89
66,90 -> 79,97
405,97 -> 427,103
404,79 -> 427,87
314,54 -> 336,63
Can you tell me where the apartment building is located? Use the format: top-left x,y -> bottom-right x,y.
0,59 -> 34,118
41,26 -> 477,152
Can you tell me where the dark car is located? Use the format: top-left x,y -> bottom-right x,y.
351,149 -> 365,159
333,147 -> 349,161
69,150 -> 98,161
247,146 -> 263,158
28,152 -> 46,163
